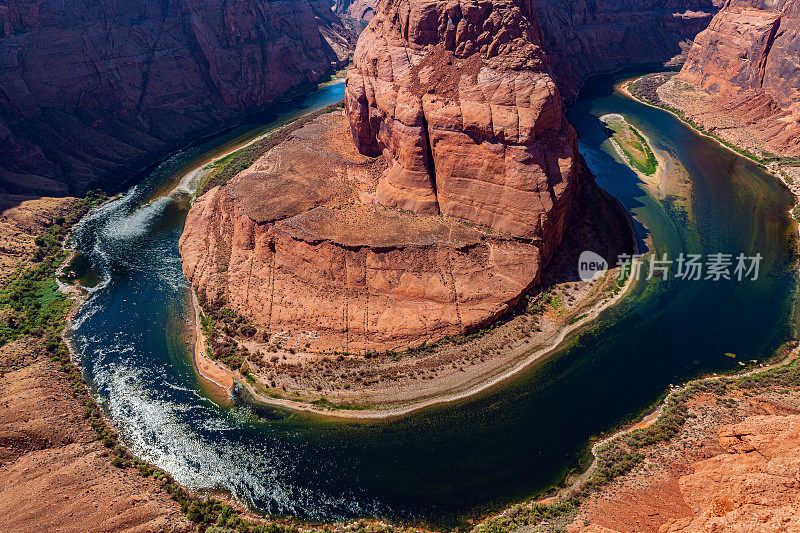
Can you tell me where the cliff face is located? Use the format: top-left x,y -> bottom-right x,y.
681,0 -> 799,107
345,0 -> 577,241
181,0 -> 582,352
333,0 -> 379,21
528,0 -> 721,97
0,0 -> 352,196
181,113 -> 551,352
678,0 -> 800,155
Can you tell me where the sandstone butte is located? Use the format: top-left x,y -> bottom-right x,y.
181,0 -> 583,353
180,0 -> 725,354
679,0 -> 800,156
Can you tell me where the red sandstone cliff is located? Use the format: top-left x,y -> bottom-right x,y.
344,0 -> 577,241
0,0 -> 353,196
678,0 -> 800,155
528,0 -> 722,97
179,0 -> 727,352
181,0 -> 581,352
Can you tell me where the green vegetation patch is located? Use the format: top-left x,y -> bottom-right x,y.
601,115 -> 658,176
0,191 -> 107,347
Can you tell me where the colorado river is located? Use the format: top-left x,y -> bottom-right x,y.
67,70 -> 798,526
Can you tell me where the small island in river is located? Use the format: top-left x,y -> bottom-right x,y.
600,113 -> 662,183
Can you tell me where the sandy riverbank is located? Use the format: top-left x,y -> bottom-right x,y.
620,77 -> 800,193
192,262 -> 638,420
191,291 -> 235,393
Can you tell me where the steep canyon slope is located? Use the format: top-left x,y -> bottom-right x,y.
0,0 -> 352,196
529,0 -> 722,97
674,0 -> 800,156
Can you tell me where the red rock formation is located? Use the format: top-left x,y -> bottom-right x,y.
181,0 -> 724,352
180,113 -> 545,352
0,0 -> 353,195
182,0 -> 582,352
679,0 -> 800,155
669,415 -> 800,531
577,412 -> 800,532
528,0 -> 721,97
345,0 -> 577,241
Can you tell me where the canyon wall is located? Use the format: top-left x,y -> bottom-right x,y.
528,0 -> 721,97
333,0 -> 379,21
678,0 -> 800,155
0,0 -> 352,196
337,0 -> 722,97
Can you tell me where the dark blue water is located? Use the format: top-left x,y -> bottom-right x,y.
67,72 -> 798,527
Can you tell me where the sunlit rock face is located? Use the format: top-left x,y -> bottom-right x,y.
182,0 -> 586,352
679,0 -> 800,155
344,0 -> 578,240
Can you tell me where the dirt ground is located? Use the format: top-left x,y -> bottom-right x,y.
0,195 -> 75,286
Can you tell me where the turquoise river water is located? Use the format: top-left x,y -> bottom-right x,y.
66,71 -> 799,527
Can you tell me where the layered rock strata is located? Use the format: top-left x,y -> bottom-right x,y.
529,0 -> 722,96
0,0 -> 353,195
182,0 -> 581,352
677,0 -> 800,156
182,112 -> 552,352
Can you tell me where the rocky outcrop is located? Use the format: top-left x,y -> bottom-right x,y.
181,112 -> 548,352
529,0 -> 721,97
576,408 -> 800,533
0,0 -> 353,196
668,414 -> 800,531
678,0 -> 800,155
182,0 -> 583,352
345,0 -> 577,240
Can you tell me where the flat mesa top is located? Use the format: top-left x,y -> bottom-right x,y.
225,112 -> 490,248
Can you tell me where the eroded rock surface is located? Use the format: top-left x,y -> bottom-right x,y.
669,415 -> 800,531
678,0 -> 800,155
181,112 -> 546,352
344,0 -> 577,239
182,0 -> 584,352
530,0 -> 721,96
0,0 -> 353,195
